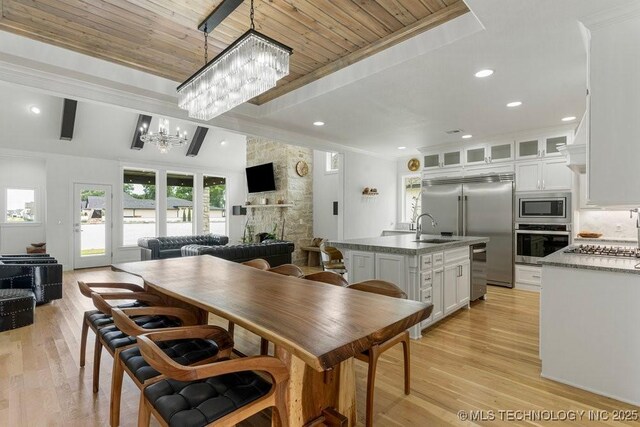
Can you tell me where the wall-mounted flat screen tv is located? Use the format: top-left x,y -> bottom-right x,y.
246,162 -> 276,193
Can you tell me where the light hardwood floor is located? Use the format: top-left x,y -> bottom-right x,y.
1,268 -> 638,426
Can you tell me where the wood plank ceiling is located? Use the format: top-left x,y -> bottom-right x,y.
0,0 -> 469,105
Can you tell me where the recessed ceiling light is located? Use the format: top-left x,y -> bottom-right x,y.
29,106 -> 41,114
397,146 -> 406,150
507,101 -> 522,108
313,121 -> 325,126
561,116 -> 576,122
474,69 -> 494,78
462,134 -> 472,139
220,140 -> 227,146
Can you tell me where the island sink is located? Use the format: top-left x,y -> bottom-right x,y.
414,239 -> 452,244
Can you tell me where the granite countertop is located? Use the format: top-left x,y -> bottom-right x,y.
540,244 -> 640,274
329,234 -> 489,256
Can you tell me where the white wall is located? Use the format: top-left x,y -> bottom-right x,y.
0,155 -> 46,253
343,151 -> 397,239
0,83 -> 247,268
312,150 -> 339,240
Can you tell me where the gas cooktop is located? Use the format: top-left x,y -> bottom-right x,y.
564,244 -> 640,258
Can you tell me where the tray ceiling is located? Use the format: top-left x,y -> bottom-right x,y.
0,0 -> 468,104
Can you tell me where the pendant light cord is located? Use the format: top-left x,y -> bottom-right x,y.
250,0 -> 255,30
204,23 -> 209,64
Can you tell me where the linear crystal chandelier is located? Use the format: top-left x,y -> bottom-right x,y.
139,119 -> 188,154
177,0 -> 292,120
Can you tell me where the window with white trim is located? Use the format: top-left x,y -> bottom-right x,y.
6,188 -> 36,223
402,176 -> 422,223
123,169 -> 157,246
325,152 -> 339,173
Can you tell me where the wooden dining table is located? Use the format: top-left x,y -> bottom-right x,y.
112,256 -> 431,427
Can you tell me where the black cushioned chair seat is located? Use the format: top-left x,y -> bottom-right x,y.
144,371 -> 271,427
86,301 -> 147,329
99,316 -> 180,351
120,339 -> 220,383
0,289 -> 35,331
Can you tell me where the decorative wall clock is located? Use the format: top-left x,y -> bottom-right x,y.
295,160 -> 309,177
407,158 -> 420,171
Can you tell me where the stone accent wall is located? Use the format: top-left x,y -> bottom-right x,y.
246,137 -> 313,265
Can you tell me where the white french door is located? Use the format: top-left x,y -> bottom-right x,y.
74,183 -> 112,269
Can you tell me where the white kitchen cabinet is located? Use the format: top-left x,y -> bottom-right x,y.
443,264 -> 459,315
516,135 -> 568,160
488,142 -> 514,163
516,161 -> 541,191
349,251 -> 375,283
541,158 -> 572,191
431,267 -> 444,321
341,244 -> 473,338
375,253 -> 406,294
586,10 -> 640,205
456,260 -> 470,305
515,264 -> 541,292
516,159 -> 571,192
464,142 -> 513,166
422,149 -> 462,170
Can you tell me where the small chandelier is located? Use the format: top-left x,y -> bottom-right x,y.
140,119 -> 188,154
177,0 -> 292,120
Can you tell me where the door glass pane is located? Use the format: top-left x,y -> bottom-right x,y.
123,169 -> 156,246
167,172 -> 194,235
443,151 -> 460,166
203,176 -> 226,235
519,140 -> 538,157
491,144 -> 512,160
546,136 -> 566,154
80,189 -> 106,256
424,154 -> 439,168
466,148 -> 485,163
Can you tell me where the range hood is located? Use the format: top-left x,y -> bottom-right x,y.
558,112 -> 587,173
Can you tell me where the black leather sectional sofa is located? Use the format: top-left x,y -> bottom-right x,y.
137,234 -> 229,260
181,240 -> 295,267
0,254 -> 63,304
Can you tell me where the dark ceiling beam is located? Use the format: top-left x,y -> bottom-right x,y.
59,98 -> 78,141
131,114 -> 152,150
198,0 -> 244,33
186,126 -> 209,157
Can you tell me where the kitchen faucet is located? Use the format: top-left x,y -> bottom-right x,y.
415,213 -> 438,240
630,208 -> 640,249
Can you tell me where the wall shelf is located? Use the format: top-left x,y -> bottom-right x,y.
243,204 -> 293,208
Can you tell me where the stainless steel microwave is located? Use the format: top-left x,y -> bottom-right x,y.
516,192 -> 571,224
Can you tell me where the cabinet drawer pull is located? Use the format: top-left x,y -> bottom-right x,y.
532,275 -> 541,279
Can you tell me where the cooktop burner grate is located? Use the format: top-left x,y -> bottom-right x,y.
564,244 -> 640,258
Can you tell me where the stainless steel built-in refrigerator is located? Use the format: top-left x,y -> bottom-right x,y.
422,173 -> 514,288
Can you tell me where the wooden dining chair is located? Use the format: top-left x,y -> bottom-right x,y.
347,280 -> 430,427
304,271 -> 349,287
319,242 -> 347,275
136,329 -> 289,427
241,258 -> 271,270
88,291 -> 185,394
77,281 -> 150,369
268,263 -> 304,278
109,307 -> 234,427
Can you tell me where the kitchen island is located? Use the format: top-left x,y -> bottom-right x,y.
539,245 -> 640,406
330,234 -> 489,338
